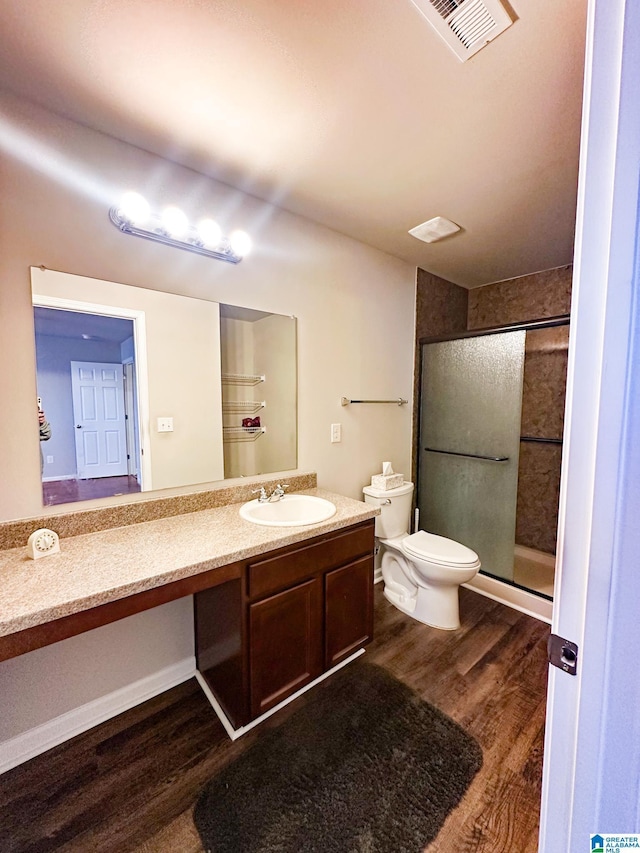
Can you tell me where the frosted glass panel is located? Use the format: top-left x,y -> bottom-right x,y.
418,331 -> 526,581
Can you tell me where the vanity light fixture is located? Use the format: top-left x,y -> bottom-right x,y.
109,192 -> 252,264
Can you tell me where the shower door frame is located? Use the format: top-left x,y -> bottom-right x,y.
416,313 -> 571,608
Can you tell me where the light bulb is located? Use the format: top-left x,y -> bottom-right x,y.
198,218 -> 222,247
161,206 -> 188,238
229,230 -> 252,257
119,192 -> 150,226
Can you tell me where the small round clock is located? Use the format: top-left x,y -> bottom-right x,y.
27,528 -> 60,559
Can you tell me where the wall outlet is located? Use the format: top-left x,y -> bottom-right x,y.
157,417 -> 174,433
46,455 -> 53,464
330,423 -> 341,443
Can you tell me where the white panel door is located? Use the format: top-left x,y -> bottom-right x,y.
70,361 -> 128,479
539,0 -> 640,848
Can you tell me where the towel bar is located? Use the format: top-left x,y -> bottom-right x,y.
341,397 -> 408,406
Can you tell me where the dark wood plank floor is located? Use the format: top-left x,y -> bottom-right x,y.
0,587 -> 550,852
42,476 -> 141,507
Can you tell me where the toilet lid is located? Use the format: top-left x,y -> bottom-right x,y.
401,531 -> 480,567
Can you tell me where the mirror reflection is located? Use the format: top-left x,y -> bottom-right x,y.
35,307 -> 142,505
220,305 -> 297,480
31,268 -> 297,507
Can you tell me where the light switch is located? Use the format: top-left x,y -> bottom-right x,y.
157,417 -> 174,433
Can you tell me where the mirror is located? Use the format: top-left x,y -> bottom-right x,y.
219,304 -> 297,481
31,267 -> 297,507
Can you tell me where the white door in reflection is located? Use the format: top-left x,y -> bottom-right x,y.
70,361 -> 128,479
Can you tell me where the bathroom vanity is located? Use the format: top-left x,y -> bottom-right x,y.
0,474 -> 378,740
195,519 -> 374,728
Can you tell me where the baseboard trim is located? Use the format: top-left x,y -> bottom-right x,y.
0,657 -> 196,775
41,474 -> 76,482
197,648 -> 366,742
463,573 -> 553,623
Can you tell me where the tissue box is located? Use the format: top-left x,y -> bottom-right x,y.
371,473 -> 404,490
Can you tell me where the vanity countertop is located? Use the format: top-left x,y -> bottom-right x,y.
0,488 -> 378,639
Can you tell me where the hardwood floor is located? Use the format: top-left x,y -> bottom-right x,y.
0,587 -> 550,852
42,475 -> 141,507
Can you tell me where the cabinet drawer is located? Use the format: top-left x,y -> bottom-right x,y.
248,522 -> 374,599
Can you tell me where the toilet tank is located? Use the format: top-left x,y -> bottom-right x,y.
363,481 -> 414,540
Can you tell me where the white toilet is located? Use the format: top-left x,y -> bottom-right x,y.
363,481 -> 481,630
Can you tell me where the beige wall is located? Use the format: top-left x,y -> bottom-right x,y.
0,90 -> 415,521
0,92 -> 415,744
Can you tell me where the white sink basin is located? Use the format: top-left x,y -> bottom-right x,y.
239,494 -> 337,527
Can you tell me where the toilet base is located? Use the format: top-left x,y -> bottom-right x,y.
415,583 -> 462,631
381,549 -> 463,630
383,583 -> 462,631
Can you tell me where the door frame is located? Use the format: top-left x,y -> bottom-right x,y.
31,294 -> 152,492
122,359 -> 140,481
539,0 -> 640,847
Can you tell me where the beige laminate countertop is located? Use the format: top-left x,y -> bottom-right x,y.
0,488 -> 378,639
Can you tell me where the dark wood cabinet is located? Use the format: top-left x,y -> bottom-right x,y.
195,519 -> 374,730
325,556 -> 374,669
249,578 -> 323,719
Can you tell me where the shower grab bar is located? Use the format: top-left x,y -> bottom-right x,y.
424,447 -> 509,463
520,435 -> 563,445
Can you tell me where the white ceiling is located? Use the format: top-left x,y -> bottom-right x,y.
0,0 -> 587,288
34,307 -> 134,344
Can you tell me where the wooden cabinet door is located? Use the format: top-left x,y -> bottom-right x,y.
249,578 -> 323,719
325,556 -> 373,669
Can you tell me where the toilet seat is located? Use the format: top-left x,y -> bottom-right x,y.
400,530 -> 480,569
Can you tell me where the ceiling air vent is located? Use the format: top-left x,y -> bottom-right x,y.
409,0 -> 513,62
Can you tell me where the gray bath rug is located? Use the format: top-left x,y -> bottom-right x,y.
193,661 -> 482,852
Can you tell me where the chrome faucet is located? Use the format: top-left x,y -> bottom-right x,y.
270,483 -> 289,501
252,484 -> 289,503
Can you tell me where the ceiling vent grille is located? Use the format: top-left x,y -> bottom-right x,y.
409,0 -> 513,61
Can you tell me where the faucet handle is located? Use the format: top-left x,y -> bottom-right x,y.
252,487 -> 268,501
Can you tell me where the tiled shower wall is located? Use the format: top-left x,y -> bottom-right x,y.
516,325 -> 569,554
467,266 -> 572,330
415,265 -> 572,557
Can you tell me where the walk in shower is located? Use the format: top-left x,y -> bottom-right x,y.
417,318 -> 569,601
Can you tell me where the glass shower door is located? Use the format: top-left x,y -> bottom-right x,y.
418,331 -> 526,581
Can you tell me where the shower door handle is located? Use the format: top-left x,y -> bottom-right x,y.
424,447 -> 509,463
